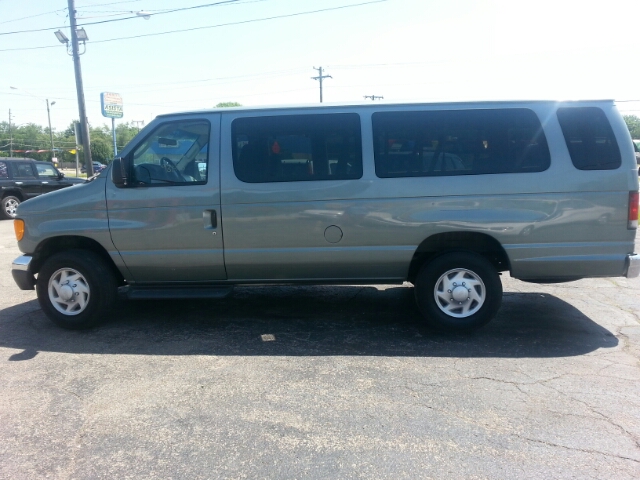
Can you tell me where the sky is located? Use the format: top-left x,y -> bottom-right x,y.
1,0 -> 640,133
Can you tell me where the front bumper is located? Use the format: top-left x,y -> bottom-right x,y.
626,253 -> 640,278
12,255 -> 35,290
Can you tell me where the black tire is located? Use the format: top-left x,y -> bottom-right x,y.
414,252 -> 502,331
36,250 -> 118,329
1,195 -> 20,219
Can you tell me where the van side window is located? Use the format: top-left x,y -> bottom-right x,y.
556,107 -> 621,170
372,109 -> 550,178
0,162 -> 7,179
232,113 -> 362,183
130,120 -> 210,185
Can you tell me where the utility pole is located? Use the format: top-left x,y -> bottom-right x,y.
46,99 -> 55,162
8,109 -> 13,157
68,0 -> 93,176
364,95 -> 384,101
312,66 -> 332,103
74,122 -> 82,177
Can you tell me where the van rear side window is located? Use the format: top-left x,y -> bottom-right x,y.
556,107 -> 621,170
232,113 -> 362,183
372,108 -> 550,178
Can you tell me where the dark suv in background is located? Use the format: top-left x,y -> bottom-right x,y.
0,158 -> 85,219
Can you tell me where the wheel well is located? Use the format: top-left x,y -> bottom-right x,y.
407,232 -> 510,283
31,236 -> 125,285
2,190 -> 23,201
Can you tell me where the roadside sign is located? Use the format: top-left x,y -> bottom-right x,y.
100,92 -> 123,118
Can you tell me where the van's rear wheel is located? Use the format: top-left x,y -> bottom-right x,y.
36,250 -> 117,329
414,252 -> 502,331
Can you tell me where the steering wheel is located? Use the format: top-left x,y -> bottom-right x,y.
160,157 -> 183,181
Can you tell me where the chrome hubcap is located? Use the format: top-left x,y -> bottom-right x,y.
434,268 -> 485,318
4,199 -> 18,217
48,268 -> 90,316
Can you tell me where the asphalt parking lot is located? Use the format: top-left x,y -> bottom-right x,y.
0,219 -> 639,479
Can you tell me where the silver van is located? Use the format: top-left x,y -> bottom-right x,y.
10,100 -> 640,331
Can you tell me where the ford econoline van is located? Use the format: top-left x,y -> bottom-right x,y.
10,100 -> 640,331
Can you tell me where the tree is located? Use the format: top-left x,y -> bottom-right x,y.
88,125 -> 117,164
0,123 -> 51,161
90,137 -> 113,164
54,122 -> 82,165
216,102 -> 242,108
624,115 -> 640,139
115,122 -> 140,151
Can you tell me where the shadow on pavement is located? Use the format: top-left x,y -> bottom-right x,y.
0,285 -> 617,359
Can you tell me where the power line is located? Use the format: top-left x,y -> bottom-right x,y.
0,0 -> 388,50
0,45 -> 59,52
77,0 -> 244,25
75,0 -> 142,7
161,85 -> 317,102
2,67 -> 306,94
0,0 -> 240,35
92,1 -> 388,44
5,85 -> 319,110
0,0 -> 267,35
328,61 -> 431,69
75,11 -> 148,19
79,0 -> 267,16
108,67 -> 306,89
2,70 -> 311,104
0,8 -> 67,26
119,69 -> 308,93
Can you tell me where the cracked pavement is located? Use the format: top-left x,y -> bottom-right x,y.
0,220 -> 639,479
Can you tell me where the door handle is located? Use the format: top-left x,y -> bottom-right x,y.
203,209 -> 217,230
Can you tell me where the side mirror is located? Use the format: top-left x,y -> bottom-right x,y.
58,172 -> 65,179
111,157 -> 132,188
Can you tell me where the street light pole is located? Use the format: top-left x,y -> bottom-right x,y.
46,99 -> 56,162
8,109 -> 13,157
10,86 -> 56,162
67,0 -> 93,177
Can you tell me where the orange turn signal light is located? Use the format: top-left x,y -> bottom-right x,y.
14,219 -> 24,241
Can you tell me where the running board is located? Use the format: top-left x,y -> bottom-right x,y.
123,285 -> 234,300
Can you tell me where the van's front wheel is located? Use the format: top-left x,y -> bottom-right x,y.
36,250 -> 117,329
415,252 -> 502,331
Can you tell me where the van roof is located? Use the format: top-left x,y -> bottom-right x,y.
156,99 -> 617,119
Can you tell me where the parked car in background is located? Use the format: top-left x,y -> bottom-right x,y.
1,158 -> 85,219
80,161 -> 107,174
